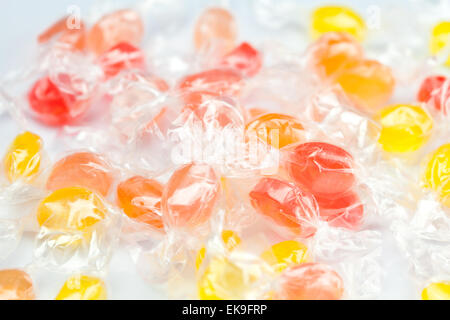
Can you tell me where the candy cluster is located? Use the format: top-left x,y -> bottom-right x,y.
0,1 -> 449,300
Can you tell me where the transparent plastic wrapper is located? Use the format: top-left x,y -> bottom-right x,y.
0,131 -> 48,260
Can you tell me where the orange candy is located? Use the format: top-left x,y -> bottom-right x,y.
245,113 -> 304,149
87,9 -> 144,55
38,16 -> 86,51
334,59 -> 395,112
46,152 -> 114,197
275,263 -> 344,300
0,269 -> 35,300
249,177 -> 317,238
117,176 -> 164,230
194,7 -> 237,54
309,32 -> 363,79
162,163 -> 220,229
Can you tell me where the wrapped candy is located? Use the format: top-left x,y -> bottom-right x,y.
310,5 -> 366,42
429,21 -> 450,66
0,269 -> 36,300
55,274 -> 107,300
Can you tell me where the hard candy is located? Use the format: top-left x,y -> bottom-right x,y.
249,177 -> 317,237
417,75 -> 449,114
98,42 -> 146,78
178,69 -> 242,96
315,191 -> 364,230
308,32 -> 363,79
87,9 -> 144,55
117,175 -> 164,230
162,163 -> 220,229
275,262 -> 344,300
0,269 -> 35,300
286,142 -> 355,198
220,42 -> 262,77
378,104 -> 433,153
37,186 -> 106,231
56,275 -> 107,300
198,257 -> 246,300
421,281 -> 450,300
423,143 -> 450,207
38,16 -> 86,51
260,240 -> 309,272
194,7 -> 237,54
334,59 -> 395,112
430,21 -> 450,66
46,152 -> 114,197
28,76 -> 89,126
245,113 -> 304,149
3,132 -> 42,183
311,6 -> 366,41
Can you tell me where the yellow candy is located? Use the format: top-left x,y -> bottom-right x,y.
56,275 -> 107,300
3,131 -> 42,183
311,6 -> 366,42
430,21 -> 450,66
196,230 -> 241,271
378,104 -> 433,153
423,144 -> 450,207
260,240 -> 308,272
198,257 -> 246,300
421,282 -> 450,300
37,187 -> 106,231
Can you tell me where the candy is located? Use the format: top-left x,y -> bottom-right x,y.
378,104 -> 433,153
56,275 -> 107,300
220,42 -> 262,77
162,163 -> 220,229
0,269 -> 35,300
417,75 -> 449,114
316,191 -> 364,230
430,21 -> 450,66
286,142 -> 355,198
311,6 -> 366,42
198,257 -> 246,300
117,176 -> 164,230
308,32 -> 363,79
274,263 -> 344,300
178,69 -> 242,96
423,143 -> 450,207
196,230 -> 241,270
37,187 -> 106,232
261,240 -> 308,272
98,42 -> 146,78
245,113 -> 304,149
194,7 -> 237,54
28,76 -> 89,125
37,16 -> 86,51
3,132 -> 42,183
334,59 -> 395,111
87,9 -> 144,55
181,91 -> 244,129
249,177 -> 317,237
421,282 -> 450,300
46,152 -> 114,197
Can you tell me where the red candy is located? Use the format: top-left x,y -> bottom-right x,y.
28,76 -> 89,126
98,42 -> 146,79
417,75 -> 449,114
162,163 -> 220,229
316,191 -> 364,230
249,177 -> 317,238
178,69 -> 242,96
275,263 -> 344,300
286,142 -> 355,199
220,42 -> 262,77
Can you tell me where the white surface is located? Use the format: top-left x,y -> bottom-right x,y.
0,0 -> 425,299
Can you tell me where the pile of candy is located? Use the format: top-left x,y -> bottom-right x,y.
0,1 -> 449,300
